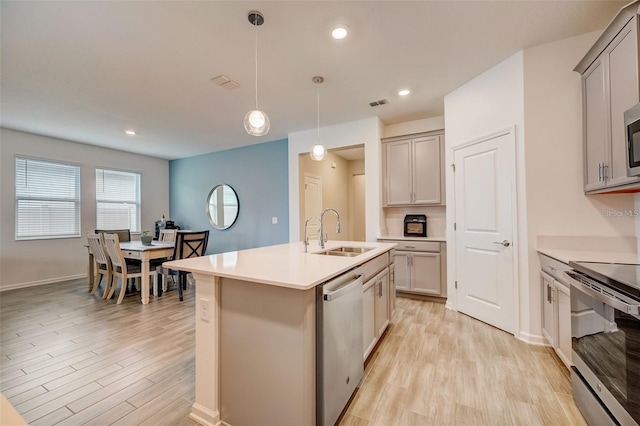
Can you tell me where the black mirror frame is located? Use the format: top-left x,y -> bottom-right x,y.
205,184 -> 240,230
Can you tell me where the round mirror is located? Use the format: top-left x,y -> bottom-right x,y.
206,184 -> 239,230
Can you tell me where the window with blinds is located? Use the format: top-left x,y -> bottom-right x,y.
96,169 -> 141,233
15,157 -> 81,240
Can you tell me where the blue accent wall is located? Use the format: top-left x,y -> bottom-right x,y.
169,139 -> 289,254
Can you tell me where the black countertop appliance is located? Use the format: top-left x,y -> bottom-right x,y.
404,214 -> 427,237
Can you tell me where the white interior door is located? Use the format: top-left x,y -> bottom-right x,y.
304,173 -> 322,240
453,128 -> 516,334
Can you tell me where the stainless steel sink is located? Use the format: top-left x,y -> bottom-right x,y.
330,246 -> 373,254
313,246 -> 374,257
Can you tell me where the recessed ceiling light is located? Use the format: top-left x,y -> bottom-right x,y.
332,25 -> 348,40
398,89 -> 411,96
125,130 -> 136,135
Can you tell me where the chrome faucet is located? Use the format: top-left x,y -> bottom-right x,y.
319,208 -> 341,249
303,217 -> 321,253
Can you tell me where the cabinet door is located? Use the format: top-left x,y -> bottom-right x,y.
607,19 -> 640,187
411,252 -> 441,296
374,269 -> 390,338
389,263 -> 396,318
540,272 -> 556,347
385,140 -> 412,205
555,280 -> 572,368
362,277 -> 377,360
413,136 -> 441,204
583,59 -> 608,192
394,252 -> 411,291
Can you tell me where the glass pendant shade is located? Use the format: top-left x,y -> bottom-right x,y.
310,143 -> 326,161
244,109 -> 270,136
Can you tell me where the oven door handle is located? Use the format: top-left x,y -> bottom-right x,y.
565,271 -> 640,316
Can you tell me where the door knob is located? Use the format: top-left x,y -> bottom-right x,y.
493,240 -> 511,247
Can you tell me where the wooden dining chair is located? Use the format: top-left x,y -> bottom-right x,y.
158,229 -> 177,242
86,233 -> 111,296
103,233 -> 158,304
156,230 -> 209,301
94,228 -> 131,242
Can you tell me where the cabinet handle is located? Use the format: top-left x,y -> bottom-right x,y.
547,284 -> 551,303
405,245 -> 415,249
598,163 -> 602,181
603,164 -> 608,181
378,281 -> 383,297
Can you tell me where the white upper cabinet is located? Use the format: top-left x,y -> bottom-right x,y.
383,133 -> 444,206
578,13 -> 640,193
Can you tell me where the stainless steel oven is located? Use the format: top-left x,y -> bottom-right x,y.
565,261 -> 640,426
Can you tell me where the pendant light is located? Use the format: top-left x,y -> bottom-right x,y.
310,76 -> 326,161
244,11 -> 270,136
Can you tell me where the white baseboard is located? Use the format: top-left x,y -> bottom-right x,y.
190,403 -> 221,426
0,274 -> 86,292
518,330 -> 548,346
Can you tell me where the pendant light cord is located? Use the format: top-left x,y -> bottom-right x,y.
317,85 -> 320,141
254,16 -> 259,110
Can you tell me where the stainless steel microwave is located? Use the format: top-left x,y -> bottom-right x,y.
625,102 -> 640,176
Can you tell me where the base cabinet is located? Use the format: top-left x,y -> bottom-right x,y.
362,267 -> 390,360
388,241 -> 446,298
540,268 -> 572,368
362,277 -> 376,360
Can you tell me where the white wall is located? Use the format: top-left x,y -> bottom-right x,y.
0,128 -> 169,290
383,116 -> 445,139
444,51 -> 529,340
522,32 -> 637,340
444,33 -> 639,344
288,117 -> 383,243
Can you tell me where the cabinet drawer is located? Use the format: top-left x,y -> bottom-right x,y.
122,250 -> 142,259
393,241 -> 440,252
539,254 -> 570,283
357,253 -> 389,283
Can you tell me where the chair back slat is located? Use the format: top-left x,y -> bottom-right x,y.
87,233 -> 109,266
103,233 -> 125,271
159,229 -> 177,242
95,229 -> 131,243
173,231 -> 209,261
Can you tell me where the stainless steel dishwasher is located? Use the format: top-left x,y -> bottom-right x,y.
316,272 -> 364,426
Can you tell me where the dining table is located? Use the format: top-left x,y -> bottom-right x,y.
87,240 -> 174,304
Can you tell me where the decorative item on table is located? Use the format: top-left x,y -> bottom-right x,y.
140,231 -> 153,246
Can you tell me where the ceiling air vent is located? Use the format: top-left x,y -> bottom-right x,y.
210,74 -> 240,90
369,98 -> 389,107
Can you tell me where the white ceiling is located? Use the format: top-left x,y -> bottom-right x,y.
0,1 -> 627,160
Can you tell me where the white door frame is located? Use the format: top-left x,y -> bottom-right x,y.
450,126 -> 520,337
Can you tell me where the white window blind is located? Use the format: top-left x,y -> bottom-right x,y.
96,169 -> 141,233
15,157 -> 81,240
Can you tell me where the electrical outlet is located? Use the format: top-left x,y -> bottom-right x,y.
272,217 -> 278,224
200,298 -> 210,322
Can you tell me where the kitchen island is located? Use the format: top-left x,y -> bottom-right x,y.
163,240 -> 396,426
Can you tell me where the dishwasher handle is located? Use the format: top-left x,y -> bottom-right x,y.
323,274 -> 364,302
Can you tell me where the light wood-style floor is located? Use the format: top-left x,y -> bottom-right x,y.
1,279 -> 586,425
341,297 -> 587,426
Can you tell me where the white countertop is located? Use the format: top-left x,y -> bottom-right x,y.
163,240 -> 397,291
538,248 -> 640,265
378,235 -> 446,242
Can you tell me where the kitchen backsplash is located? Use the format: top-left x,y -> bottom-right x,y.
382,206 -> 446,238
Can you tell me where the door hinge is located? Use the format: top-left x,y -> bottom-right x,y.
451,163 -> 455,172
455,280 -> 458,289
454,223 -> 456,231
